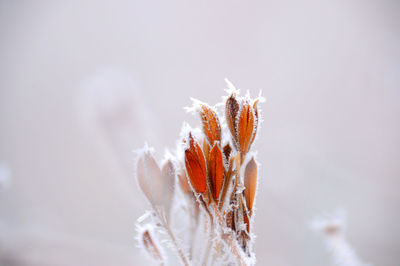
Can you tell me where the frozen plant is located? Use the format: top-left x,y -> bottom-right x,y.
135,81 -> 264,266
311,210 -> 371,266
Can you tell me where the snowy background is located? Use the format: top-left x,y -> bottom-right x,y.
0,0 -> 399,265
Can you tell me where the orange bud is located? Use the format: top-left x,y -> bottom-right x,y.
200,105 -> 221,145
244,157 -> 257,213
184,133 -> 207,193
237,102 -> 255,154
208,143 -> 224,202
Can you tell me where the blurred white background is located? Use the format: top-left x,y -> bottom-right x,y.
0,0 -> 399,265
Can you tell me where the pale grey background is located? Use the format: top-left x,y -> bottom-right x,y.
0,0 -> 399,265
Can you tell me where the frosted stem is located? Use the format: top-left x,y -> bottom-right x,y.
162,221 -> 191,266
152,205 -> 191,266
212,204 -> 248,266
201,218 -> 214,266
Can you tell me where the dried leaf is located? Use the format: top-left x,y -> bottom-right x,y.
185,133 -> 207,193
244,157 -> 257,213
208,143 -> 224,202
200,105 -> 221,145
237,103 -> 255,154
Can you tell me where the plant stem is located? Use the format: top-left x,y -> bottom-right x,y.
218,156 -> 235,211
152,205 -> 191,266
201,217 -> 214,266
212,204 -> 248,266
162,221 -> 191,266
199,196 -> 215,266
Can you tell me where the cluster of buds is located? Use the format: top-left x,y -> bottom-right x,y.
136,83 -> 263,266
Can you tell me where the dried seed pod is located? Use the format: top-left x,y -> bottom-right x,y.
226,209 -> 236,231
161,160 -> 176,216
200,105 -> 221,145
136,151 -> 176,217
237,102 -> 255,154
178,170 -> 191,195
136,151 -> 163,205
208,143 -> 224,202
244,157 -> 258,214
238,229 -> 250,254
140,229 -> 164,262
184,133 -> 207,193
225,94 -> 240,148
202,137 -> 211,162
226,188 -> 239,232
222,143 -> 232,164
249,100 -> 259,147
218,156 -> 235,210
